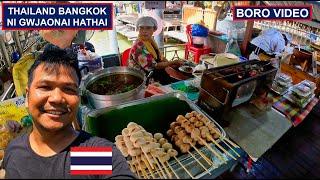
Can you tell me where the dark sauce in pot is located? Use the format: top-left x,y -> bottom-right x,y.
87,74 -> 143,95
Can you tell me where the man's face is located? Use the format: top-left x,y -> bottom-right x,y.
26,64 -> 80,132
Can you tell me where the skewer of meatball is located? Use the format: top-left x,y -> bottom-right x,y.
185,112 -> 239,158
170,115 -> 227,164
116,123 -> 160,178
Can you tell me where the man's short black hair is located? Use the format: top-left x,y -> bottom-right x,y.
27,44 -> 81,88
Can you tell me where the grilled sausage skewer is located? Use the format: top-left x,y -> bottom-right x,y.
174,125 -> 220,166
200,126 -> 237,160
191,129 -> 226,164
205,121 -> 240,148
170,124 -> 215,166
196,115 -> 240,157
206,133 -> 237,160
180,135 -> 212,173
181,136 -> 215,166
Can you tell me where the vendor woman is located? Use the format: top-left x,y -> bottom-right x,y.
129,16 -> 184,85
248,28 -> 292,61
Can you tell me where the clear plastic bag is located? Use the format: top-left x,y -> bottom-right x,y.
225,38 -> 241,57
225,30 -> 241,57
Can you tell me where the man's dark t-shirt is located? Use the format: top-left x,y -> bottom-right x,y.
2,131 -> 136,179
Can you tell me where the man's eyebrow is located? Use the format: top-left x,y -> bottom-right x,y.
37,80 -> 78,87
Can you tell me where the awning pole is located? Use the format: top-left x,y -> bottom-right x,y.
154,9 -> 164,52
108,4 -> 120,54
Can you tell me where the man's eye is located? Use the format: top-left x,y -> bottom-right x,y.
39,86 -> 51,90
65,87 -> 78,93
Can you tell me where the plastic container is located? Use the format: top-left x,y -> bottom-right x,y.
292,84 -> 312,97
276,73 -> 292,82
275,73 -> 292,87
300,80 -> 316,91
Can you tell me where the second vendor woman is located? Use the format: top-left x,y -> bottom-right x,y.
128,16 -> 184,85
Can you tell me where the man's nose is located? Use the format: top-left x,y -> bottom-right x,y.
48,88 -> 66,104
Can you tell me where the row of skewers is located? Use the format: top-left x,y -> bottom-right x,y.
115,122 -> 187,179
114,111 -> 240,179
167,111 -> 240,166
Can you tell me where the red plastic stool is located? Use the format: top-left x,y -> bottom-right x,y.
184,24 -> 211,64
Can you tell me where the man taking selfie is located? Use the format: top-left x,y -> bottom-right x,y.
2,45 -> 135,179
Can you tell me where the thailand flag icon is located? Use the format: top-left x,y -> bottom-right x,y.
70,147 -> 112,175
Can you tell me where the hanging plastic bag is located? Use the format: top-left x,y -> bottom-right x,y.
191,24 -> 209,47
225,30 -> 241,57
191,24 -> 209,37
12,52 -> 41,96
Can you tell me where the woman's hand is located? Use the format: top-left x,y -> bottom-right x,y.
155,60 -> 184,69
0,168 -> 5,179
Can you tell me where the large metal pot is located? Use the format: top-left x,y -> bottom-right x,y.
81,67 -> 146,109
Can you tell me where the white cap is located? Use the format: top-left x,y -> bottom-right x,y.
136,16 -> 158,29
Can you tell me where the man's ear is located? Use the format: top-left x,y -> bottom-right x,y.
25,87 -> 29,108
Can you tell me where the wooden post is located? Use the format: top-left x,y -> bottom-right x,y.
154,9 -> 165,53
240,1 -> 256,58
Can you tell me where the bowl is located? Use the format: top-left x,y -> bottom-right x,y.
179,66 -> 194,74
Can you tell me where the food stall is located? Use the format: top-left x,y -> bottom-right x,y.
0,1 -> 320,179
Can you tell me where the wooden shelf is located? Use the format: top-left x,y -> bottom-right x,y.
311,43 -> 320,51
280,63 -> 320,96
